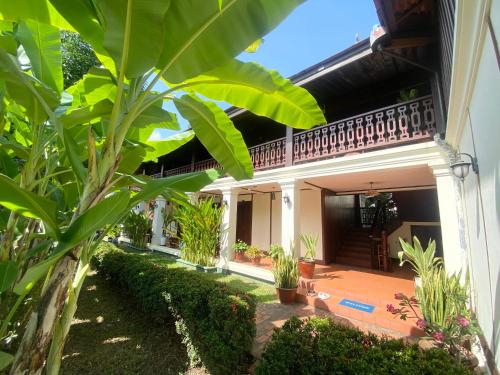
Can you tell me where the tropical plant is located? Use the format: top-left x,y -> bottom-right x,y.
122,211 -> 151,248
272,254 -> 299,289
399,236 -> 442,282
245,245 -> 262,260
299,233 -> 318,261
0,1 -> 325,372
269,244 -> 285,262
232,240 -> 248,254
175,197 -> 223,267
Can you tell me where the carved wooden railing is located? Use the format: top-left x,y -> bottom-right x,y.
154,96 -> 436,178
249,137 -> 286,171
292,95 -> 436,164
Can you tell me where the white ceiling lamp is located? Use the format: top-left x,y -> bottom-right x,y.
365,182 -> 380,197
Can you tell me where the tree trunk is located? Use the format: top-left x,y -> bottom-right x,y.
9,254 -> 79,375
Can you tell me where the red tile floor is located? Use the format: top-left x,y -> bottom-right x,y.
237,258 -> 424,357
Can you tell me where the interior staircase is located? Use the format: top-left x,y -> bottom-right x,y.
335,227 -> 373,268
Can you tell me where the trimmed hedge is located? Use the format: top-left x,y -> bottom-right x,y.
255,317 -> 471,375
92,243 -> 256,375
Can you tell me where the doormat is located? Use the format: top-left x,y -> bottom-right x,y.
339,299 -> 375,313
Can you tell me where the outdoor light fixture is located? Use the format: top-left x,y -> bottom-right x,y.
450,153 -> 479,181
282,194 -> 290,204
271,192 -> 276,200
222,199 -> 228,206
365,182 -> 380,197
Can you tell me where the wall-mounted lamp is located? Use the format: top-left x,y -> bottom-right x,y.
282,194 -> 290,205
222,199 -> 228,206
270,192 -> 276,201
450,153 -> 479,181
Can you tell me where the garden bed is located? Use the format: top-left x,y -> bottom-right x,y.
92,243 -> 257,374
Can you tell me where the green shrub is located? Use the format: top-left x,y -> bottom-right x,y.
175,197 -> 223,266
255,317 -> 471,375
92,244 -> 256,375
122,211 -> 151,248
272,254 -> 299,289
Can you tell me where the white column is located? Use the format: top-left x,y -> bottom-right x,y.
432,166 -> 468,276
218,189 -> 238,270
280,179 -> 301,257
151,197 -> 166,246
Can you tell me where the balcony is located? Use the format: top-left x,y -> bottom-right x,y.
156,95 -> 436,178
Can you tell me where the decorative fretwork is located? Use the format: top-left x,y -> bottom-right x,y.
156,96 -> 436,178
292,95 -> 436,165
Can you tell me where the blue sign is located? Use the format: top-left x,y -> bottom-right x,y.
339,299 -> 375,313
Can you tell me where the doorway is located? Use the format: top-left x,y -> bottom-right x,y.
236,201 -> 252,245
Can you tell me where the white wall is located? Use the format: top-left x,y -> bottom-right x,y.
250,192 -> 282,251
387,221 -> 441,258
249,190 -> 323,258
448,0 -> 500,367
459,25 -> 500,367
299,189 -> 323,260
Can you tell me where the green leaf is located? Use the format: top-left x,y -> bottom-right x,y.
159,0 -> 304,83
117,145 -> 146,174
16,19 -> 63,93
0,147 -> 18,178
0,351 -> 13,371
63,130 -> 87,184
132,169 -> 221,204
59,100 -> 113,128
58,191 -> 131,250
96,0 -> 171,78
0,260 -> 18,293
131,102 -> 178,129
0,34 -> 17,55
245,38 -> 263,53
185,59 -> 326,129
174,94 -> 252,180
143,130 -> 195,162
0,174 -> 59,237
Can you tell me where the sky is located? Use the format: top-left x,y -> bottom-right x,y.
150,0 -> 379,141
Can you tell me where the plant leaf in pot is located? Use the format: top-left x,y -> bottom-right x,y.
299,233 -> 318,279
232,240 -> 248,261
272,253 -> 299,304
245,245 -> 262,265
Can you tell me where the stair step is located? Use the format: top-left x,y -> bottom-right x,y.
335,255 -> 372,268
337,250 -> 372,260
340,245 -> 371,253
342,239 -> 372,247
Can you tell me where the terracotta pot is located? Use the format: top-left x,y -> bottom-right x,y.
299,260 -> 315,279
276,287 -> 297,304
234,252 -> 246,261
251,256 -> 261,265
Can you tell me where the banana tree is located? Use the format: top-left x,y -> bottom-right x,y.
0,0 -> 326,373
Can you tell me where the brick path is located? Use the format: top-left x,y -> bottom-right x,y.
253,301 -> 410,358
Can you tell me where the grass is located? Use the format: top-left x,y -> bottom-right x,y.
122,245 -> 278,304
61,271 -> 203,375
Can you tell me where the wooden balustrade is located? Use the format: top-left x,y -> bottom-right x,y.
154,96 -> 436,178
292,95 -> 436,164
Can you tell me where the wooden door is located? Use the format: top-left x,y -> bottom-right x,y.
236,201 -> 252,245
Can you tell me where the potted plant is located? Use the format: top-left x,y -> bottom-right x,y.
299,234 -> 318,279
232,240 -> 248,261
245,245 -> 263,265
272,254 -> 299,304
269,244 -> 284,263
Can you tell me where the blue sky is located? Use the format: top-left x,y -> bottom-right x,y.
150,0 -> 379,140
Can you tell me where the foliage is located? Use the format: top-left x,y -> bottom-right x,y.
299,233 -> 318,261
272,254 -> 299,289
61,30 -> 99,88
92,243 -> 256,375
255,316 -> 471,375
122,211 -> 151,248
269,244 -> 285,262
399,236 -> 442,282
395,237 -> 479,361
174,197 -> 223,266
232,240 -> 248,254
0,1 -> 325,370
245,246 -> 262,260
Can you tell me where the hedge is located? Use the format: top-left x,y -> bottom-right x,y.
92,243 -> 256,375
255,316 -> 471,375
